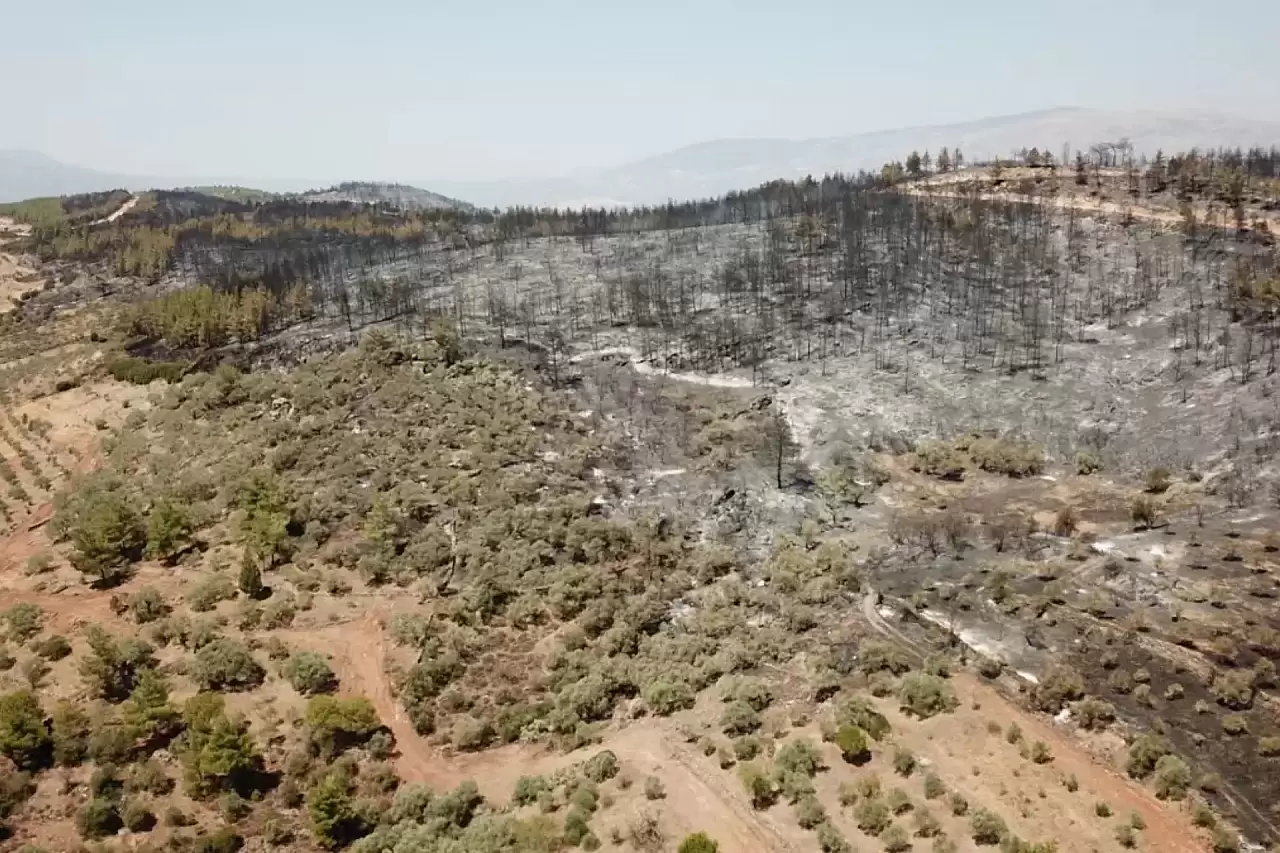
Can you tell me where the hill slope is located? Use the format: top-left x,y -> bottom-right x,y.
0,150 -> 137,203
298,181 -> 474,212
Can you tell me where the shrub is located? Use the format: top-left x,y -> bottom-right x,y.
33,635 -> 71,661
1221,715 -> 1248,736
836,696 -> 892,740
0,690 -> 50,770
899,672 -> 957,718
855,797 -> 891,835
881,824 -> 911,852
885,788 -> 912,815
1210,826 -> 1239,853
1210,670 -> 1254,710
145,498 -> 193,561
1130,496 -> 1158,529
1072,697 -> 1115,730
835,725 -> 870,763
1052,507 -> 1077,537
678,832 -> 719,853
1075,451 -> 1102,475
892,747 -> 916,776
738,763 -> 776,809
130,587 -> 170,623
122,799 -> 156,832
776,769 -> 815,804
4,604 -> 42,643
1115,824 -> 1137,849
794,794 -> 826,829
1152,754 -> 1191,800
284,652 -> 337,695
1258,736 -> 1280,757
188,576 -> 237,612
308,774 -> 367,849
923,772 -> 946,800
1145,467 -> 1172,494
775,738 -> 823,777
858,640 -> 913,675
915,808 -> 942,838
643,776 -> 665,800
50,700 -> 90,766
970,808 -> 1007,845
77,797 -> 123,839
65,488 -> 145,584
512,775 -> 550,806
1032,665 -> 1085,713
642,679 -> 694,715
1190,799 -> 1216,828
817,822 -> 852,853
720,700 -> 761,735
582,749 -> 620,782
305,696 -> 381,758
1029,741 -> 1053,764
193,638 -> 265,691
948,792 -> 968,816
1125,734 -> 1169,779
1095,801 -> 1112,817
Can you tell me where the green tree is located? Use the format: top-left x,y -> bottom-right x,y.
78,626 -> 157,701
68,489 -> 145,584
123,668 -> 181,743
145,498 -> 193,562
181,709 -> 262,798
50,700 -> 90,766
236,472 -> 291,567
0,691 -> 50,770
306,695 -> 381,758
192,638 -> 265,691
238,558 -> 264,599
308,773 -> 366,849
834,725 -> 870,763
906,150 -> 923,177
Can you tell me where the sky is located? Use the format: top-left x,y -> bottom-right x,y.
3,0 -> 1279,183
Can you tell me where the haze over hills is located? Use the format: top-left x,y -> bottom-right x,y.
5,107 -> 1280,209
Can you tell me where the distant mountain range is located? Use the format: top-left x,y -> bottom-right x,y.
6,108 -> 1280,209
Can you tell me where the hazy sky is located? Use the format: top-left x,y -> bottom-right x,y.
4,0 -> 1278,182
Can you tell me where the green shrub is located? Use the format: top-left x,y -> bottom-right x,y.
892,747 -> 916,776
1210,826 -> 1239,853
923,772 -> 946,799
106,356 -> 187,385
193,638 -> 265,690
130,587 -> 170,623
33,635 -> 71,661
305,695 -> 381,758
77,797 -> 122,839
642,679 -> 694,715
145,498 -> 193,561
1125,734 -> 1169,779
1221,715 -> 1248,736
881,824 -> 911,852
948,792 -> 968,816
775,738 -> 823,777
188,576 -> 237,612
836,696 -> 891,740
1095,801 -> 1113,817
1029,741 -> 1053,764
858,640 -> 913,675
885,788 -> 912,815
720,700 -> 761,735
898,672 -> 957,718
4,604 -> 42,643
284,652 -> 336,695
816,822 -> 852,853
1152,754 -> 1191,800
738,762 -> 775,809
915,808 -> 942,838
64,488 -> 145,584
307,774 -> 366,849
582,750 -> 620,782
678,832 -> 719,853
835,724 -> 870,763
969,808 -> 1007,845
855,797 -> 891,835
1258,736 -> 1280,757
643,776 -> 665,800
0,690 -> 50,770
794,794 -> 826,829
122,799 -> 156,832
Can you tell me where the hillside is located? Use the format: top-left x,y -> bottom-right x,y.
0,143 -> 1279,853
299,182 -> 475,212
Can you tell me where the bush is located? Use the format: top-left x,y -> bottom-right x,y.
794,794 -> 826,829
284,652 -> 337,695
4,604 -> 42,643
1210,826 -> 1239,853
1221,715 -> 1248,736
0,690 -> 50,770
1125,734 -> 1169,779
188,576 -> 237,612
878,824 -> 909,852
915,807 -> 942,838
970,808 -> 1007,845
1029,741 -> 1053,764
33,635 -> 71,661
450,716 -> 494,751
678,833 -> 719,853
106,356 -> 187,385
642,679 -> 694,715
77,797 -> 123,839
1075,451 -> 1102,475
1032,664 -> 1085,713
1115,824 -> 1137,849
305,696 -> 381,758
1152,754 -> 1191,800
858,640 -> 913,675
836,696 -> 892,740
835,725 -> 870,764
885,788 -> 912,815
720,700 -> 761,735
512,775 -> 550,806
923,772 -> 946,800
1072,697 -> 1115,731
893,747 -> 916,776
145,499 -> 193,561
1145,467 -> 1172,494
775,738 -> 823,777
1130,496 -> 1158,529
898,672 -> 957,718
122,799 -> 156,832
948,792 -> 968,816
1210,670 -> 1254,710
193,638 -> 265,690
1095,801 -> 1112,817
817,822 -> 852,853
855,797 -> 891,835
1258,736 -> 1280,757
308,774 -> 367,849
130,587 -> 170,623
643,776 -> 665,800
583,749 -> 620,782
65,488 -> 146,584
738,762 -> 775,809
